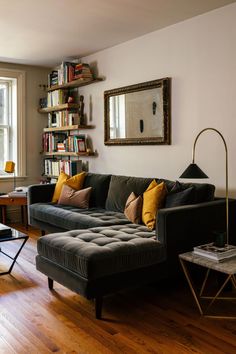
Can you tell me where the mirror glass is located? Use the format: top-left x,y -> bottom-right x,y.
104,78 -> 171,145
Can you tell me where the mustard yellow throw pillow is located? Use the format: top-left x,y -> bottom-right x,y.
52,171 -> 70,203
142,180 -> 167,230
64,171 -> 86,191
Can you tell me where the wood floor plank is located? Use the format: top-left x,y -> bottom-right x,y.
0,223 -> 235,353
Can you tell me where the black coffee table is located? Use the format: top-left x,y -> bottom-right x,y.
0,226 -> 28,275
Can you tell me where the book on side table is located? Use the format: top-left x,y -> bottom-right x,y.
193,243 -> 236,262
8,186 -> 28,197
0,224 -> 12,237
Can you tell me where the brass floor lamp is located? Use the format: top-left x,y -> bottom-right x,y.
179,128 -> 229,245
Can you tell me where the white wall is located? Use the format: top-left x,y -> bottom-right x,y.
0,62 -> 50,193
80,3 -> 236,197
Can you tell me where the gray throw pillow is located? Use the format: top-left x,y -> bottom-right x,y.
165,185 -> 195,208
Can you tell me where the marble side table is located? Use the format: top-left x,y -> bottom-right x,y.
179,251 -> 236,319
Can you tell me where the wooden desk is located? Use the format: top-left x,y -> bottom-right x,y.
0,195 -> 28,229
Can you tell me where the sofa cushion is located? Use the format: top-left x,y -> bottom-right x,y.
165,186 -> 195,208
30,203 -> 130,230
65,171 -> 86,190
52,171 -> 70,203
124,192 -> 143,224
83,173 -> 111,208
165,181 -> 195,208
142,181 -> 167,230
58,185 -> 92,208
106,175 -> 154,212
37,224 -> 165,280
178,181 -> 215,204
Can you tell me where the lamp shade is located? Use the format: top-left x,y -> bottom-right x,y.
179,163 -> 208,179
5,161 -> 15,173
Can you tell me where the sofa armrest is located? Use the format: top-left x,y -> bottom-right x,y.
157,199 -> 236,272
28,184 -> 56,205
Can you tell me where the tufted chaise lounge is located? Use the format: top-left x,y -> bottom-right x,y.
36,224 -> 165,318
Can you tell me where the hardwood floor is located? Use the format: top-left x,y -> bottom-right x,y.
0,223 -> 236,353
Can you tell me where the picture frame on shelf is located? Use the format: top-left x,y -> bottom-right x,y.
78,139 -> 86,153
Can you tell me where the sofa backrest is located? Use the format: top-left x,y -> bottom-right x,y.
179,181 -> 215,204
105,174 -> 215,212
83,173 -> 111,208
105,175 -> 153,212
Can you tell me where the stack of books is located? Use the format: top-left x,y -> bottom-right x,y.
42,132 -> 67,153
49,70 -> 59,86
8,187 -> 28,197
48,111 -> 79,128
193,243 -> 236,262
47,61 -> 93,87
44,159 -> 82,177
74,63 -> 93,80
47,89 -> 69,107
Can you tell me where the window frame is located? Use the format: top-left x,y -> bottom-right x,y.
0,68 -> 26,178
0,79 -> 12,165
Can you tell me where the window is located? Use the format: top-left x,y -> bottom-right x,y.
0,69 -> 25,177
0,79 -> 14,170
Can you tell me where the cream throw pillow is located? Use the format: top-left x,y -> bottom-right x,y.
124,192 -> 143,224
58,184 -> 92,208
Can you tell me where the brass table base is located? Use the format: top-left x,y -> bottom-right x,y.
180,258 -> 236,319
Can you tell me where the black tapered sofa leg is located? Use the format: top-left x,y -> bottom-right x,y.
48,277 -> 53,290
95,296 -> 103,319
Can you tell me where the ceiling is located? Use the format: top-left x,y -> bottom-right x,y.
0,0 -> 235,68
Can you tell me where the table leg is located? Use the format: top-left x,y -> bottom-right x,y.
200,268 -> 211,296
205,274 -> 232,311
180,258 -> 236,319
1,206 -> 6,224
179,258 -> 204,315
24,205 -> 28,230
0,237 -> 28,275
21,205 -> 24,224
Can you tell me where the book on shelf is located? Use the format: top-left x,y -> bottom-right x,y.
0,223 -> 12,237
42,132 -> 67,153
39,97 -> 47,108
48,111 -> 80,128
57,142 -> 66,152
72,134 -> 87,153
193,243 -> 236,262
74,63 -> 93,80
48,70 -> 59,87
47,61 -> 93,87
44,159 -> 82,177
47,89 -> 69,107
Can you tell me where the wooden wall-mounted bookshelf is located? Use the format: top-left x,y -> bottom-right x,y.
43,125 -> 94,133
47,77 -> 104,92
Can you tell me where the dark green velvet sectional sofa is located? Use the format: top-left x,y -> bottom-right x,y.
28,173 -> 236,318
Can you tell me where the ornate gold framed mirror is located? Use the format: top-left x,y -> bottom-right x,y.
104,78 -> 171,145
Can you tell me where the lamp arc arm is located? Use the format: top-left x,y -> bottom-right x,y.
192,128 -> 228,163
192,127 -> 228,244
